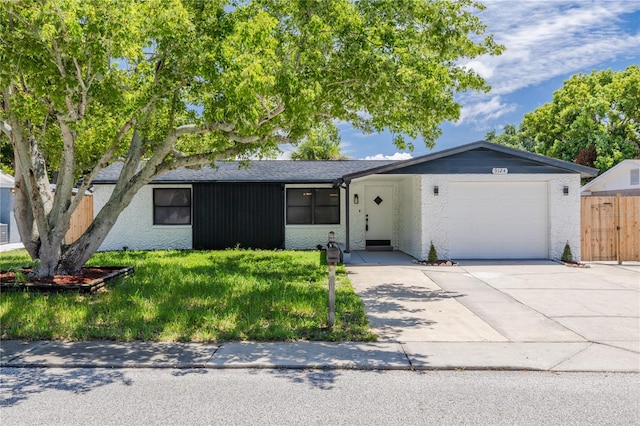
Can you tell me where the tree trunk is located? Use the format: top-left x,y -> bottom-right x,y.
58,218 -> 115,275
13,177 -> 69,277
6,90 -> 234,277
8,108 -> 77,277
57,168 -> 151,275
12,160 -> 40,259
36,237 -> 63,278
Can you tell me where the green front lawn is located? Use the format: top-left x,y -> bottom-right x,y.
0,249 -> 374,342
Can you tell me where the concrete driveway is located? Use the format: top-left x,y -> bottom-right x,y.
347,252 -> 640,370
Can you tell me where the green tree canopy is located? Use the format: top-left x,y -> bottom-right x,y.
485,123 -> 536,152
0,0 -> 502,276
291,122 -> 347,160
522,65 -> 640,172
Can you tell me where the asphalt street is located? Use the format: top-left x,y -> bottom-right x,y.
2,368 -> 638,425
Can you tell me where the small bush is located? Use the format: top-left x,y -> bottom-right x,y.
561,242 -> 573,263
428,241 -> 438,263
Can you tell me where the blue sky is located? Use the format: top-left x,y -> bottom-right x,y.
279,0 -> 640,160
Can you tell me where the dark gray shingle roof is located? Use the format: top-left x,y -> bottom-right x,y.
93,160 -> 396,184
93,141 -> 599,185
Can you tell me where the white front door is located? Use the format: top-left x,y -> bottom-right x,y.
365,185 -> 393,245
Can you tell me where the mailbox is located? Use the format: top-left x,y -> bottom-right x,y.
326,242 -> 341,263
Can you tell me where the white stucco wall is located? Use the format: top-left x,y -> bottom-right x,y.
348,181 -> 366,250
398,175 -> 422,259
547,175 -> 582,261
418,174 -> 582,261
283,184 -> 347,249
92,171 -> 582,260
419,175 -> 449,260
93,184 -> 193,251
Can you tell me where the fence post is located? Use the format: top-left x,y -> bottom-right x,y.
615,193 -> 621,265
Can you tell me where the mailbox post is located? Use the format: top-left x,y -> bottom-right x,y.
326,231 -> 341,328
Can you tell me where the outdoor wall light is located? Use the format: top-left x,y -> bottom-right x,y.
433,186 -> 439,196
353,193 -> 359,204
563,186 -> 569,196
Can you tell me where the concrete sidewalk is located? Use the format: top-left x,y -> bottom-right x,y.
0,243 -> 24,253
2,339 -> 637,372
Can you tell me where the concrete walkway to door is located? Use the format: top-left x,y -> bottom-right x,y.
346,251 -> 640,371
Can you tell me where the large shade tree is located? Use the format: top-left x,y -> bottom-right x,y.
522,65 -> 640,172
1,0 -> 502,277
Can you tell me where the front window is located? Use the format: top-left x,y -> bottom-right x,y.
153,188 -> 191,225
286,188 -> 340,225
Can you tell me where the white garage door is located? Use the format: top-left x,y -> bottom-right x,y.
449,182 -> 548,259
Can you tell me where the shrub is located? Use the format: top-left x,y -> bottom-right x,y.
561,242 -> 573,263
428,241 -> 438,263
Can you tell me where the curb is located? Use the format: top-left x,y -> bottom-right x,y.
2,340 -> 638,373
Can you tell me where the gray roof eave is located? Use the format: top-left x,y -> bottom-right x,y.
93,178 -> 336,185
340,141 -> 599,180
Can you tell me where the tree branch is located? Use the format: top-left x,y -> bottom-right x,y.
3,87 -> 52,240
154,148 -> 239,175
0,120 -> 11,139
257,101 -> 285,127
49,33 -> 68,81
169,123 -> 263,144
50,118 -> 77,235
114,128 -> 146,195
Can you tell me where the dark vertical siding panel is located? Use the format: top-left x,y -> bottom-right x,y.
193,183 -> 284,249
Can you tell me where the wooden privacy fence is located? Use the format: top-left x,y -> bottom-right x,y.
64,194 -> 93,244
581,195 -> 640,262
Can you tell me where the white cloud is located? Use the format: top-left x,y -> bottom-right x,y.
457,1 -> 640,126
274,144 -> 294,160
362,152 -> 413,160
351,132 -> 378,139
472,1 -> 640,95
456,96 -> 517,126
463,60 -> 495,79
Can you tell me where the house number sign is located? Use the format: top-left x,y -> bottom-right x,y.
492,168 -> 509,175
